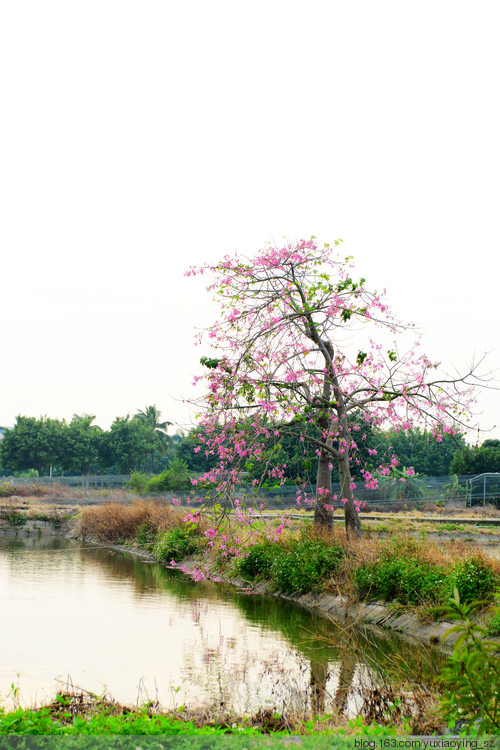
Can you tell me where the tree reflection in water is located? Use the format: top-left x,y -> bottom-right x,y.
1,538 -> 446,717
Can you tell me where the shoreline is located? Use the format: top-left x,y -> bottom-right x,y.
76,534 -> 458,651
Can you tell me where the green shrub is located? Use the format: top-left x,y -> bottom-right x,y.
0,509 -> 27,528
135,522 -> 157,549
146,472 -> 170,492
354,557 -> 448,605
239,538 -> 343,593
0,482 -> 16,498
450,557 -> 498,603
238,542 -> 275,580
439,590 -> 500,733
488,598 -> 500,636
271,540 -> 343,594
153,525 -> 200,562
128,471 -> 148,492
146,460 -> 192,492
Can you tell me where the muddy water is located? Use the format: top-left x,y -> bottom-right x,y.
0,537 -> 445,715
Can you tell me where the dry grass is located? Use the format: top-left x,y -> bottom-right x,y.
37,684 -> 434,734
80,500 -> 188,542
0,481 -> 48,498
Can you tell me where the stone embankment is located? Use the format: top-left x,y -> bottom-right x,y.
249,580 -> 456,648
178,558 -> 458,651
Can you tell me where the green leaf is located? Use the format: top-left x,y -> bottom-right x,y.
356,351 -> 368,366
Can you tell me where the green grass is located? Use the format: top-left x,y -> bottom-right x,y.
436,523 -> 467,532
0,702 -> 402,737
0,706 -> 256,735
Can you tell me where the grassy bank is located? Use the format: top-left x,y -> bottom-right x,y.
0,688 -> 411,736
74,500 -> 500,734
78,500 -> 500,625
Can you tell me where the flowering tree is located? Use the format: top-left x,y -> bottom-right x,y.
187,239 -> 483,538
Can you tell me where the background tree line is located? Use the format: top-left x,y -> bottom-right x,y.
0,406 -> 173,477
0,409 -> 498,480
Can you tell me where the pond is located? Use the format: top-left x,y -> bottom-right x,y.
0,537 -> 445,716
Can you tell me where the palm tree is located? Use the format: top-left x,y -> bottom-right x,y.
135,405 -> 172,471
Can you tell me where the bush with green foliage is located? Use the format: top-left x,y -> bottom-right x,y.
354,556 -> 448,605
147,459 -> 192,492
439,590 -> 500,733
128,471 -> 148,492
153,525 -> 201,562
0,509 -> 27,528
238,538 -> 343,594
354,552 -> 498,607
271,539 -> 343,594
450,557 -> 498,603
135,522 -> 157,550
238,542 -> 276,580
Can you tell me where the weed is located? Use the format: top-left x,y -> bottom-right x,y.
238,538 -> 343,594
354,557 -> 448,605
0,509 -> 27,528
135,522 -> 157,549
439,590 -> 500,733
153,526 -> 201,563
450,557 -> 498,603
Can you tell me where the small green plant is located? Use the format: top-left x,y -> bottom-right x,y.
354,557 -> 448,605
128,471 -> 148,493
450,557 -> 498,603
153,525 -> 200,562
135,522 -> 157,549
0,482 -> 16,498
439,589 -> 500,733
487,597 -> 500,636
1,509 -> 27,528
238,542 -> 275,580
147,460 -> 192,492
271,539 -> 343,594
438,523 -> 466,532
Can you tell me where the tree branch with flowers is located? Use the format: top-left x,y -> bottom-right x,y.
186,238 -> 488,538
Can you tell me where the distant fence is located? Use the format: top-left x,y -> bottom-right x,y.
2,473 -> 499,509
468,473 -> 500,508
0,475 -> 130,489
169,474 -> 499,510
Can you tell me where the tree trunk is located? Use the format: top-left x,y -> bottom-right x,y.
338,453 -> 361,538
314,446 -> 334,528
334,645 -> 357,714
312,339 -> 362,538
314,341 -> 335,529
310,658 -> 328,715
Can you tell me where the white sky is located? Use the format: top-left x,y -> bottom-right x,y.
1,0 -> 499,442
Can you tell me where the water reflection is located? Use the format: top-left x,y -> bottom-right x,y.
0,537 -> 445,715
